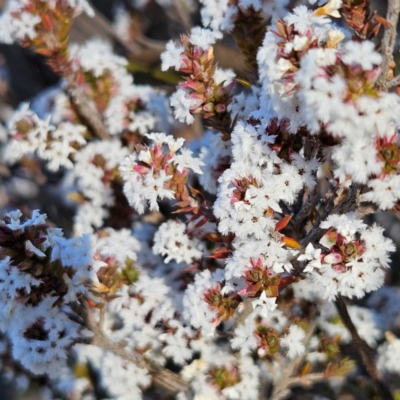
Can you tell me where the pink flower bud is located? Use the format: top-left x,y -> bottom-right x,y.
215,104 -> 226,113
193,46 -> 203,59
154,143 -> 163,158
180,80 -> 202,91
323,252 -> 343,265
180,55 -> 192,71
365,67 -> 381,84
133,164 -> 149,175
203,103 -> 215,113
193,60 -> 203,76
189,93 -> 205,110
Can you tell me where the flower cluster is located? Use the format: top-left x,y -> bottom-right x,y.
5,103 -> 86,171
66,139 -> 130,235
0,0 -> 94,47
120,132 -> 204,214
0,210 -> 91,376
162,28 -> 235,134
0,0 -> 400,399
303,213 -> 395,300
68,40 -> 171,139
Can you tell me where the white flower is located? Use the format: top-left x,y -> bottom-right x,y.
161,41 -> 185,71
251,292 -> 277,318
172,148 -> 204,174
280,325 -> 306,359
314,0 -> 343,18
153,220 -> 204,264
231,314 -> 258,355
342,40 -> 381,71
170,89 -> 195,124
298,243 -> 322,272
189,27 -> 222,50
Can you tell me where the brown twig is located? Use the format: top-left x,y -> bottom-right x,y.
269,321 -> 320,400
386,73 -> 400,88
85,304 -> 191,395
292,136 -> 320,230
292,185 -> 318,230
299,183 -> 361,248
170,0 -> 192,32
64,74 -> 110,140
270,373 -> 325,400
334,296 -> 394,400
377,0 -> 400,89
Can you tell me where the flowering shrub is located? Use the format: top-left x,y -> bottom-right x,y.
0,0 -> 400,399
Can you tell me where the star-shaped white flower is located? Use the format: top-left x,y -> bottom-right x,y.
252,292 -> 277,318
298,243 -> 322,272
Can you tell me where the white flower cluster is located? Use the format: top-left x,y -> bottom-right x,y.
305,214 -> 395,300
66,139 -> 129,235
0,210 -> 92,377
9,297 -> 80,378
5,103 -> 86,171
153,220 -> 204,264
92,230 -> 198,367
377,335 -> 400,375
199,0 -> 289,32
214,120 -> 317,279
120,132 -> 203,214
2,0 -> 400,398
74,345 -> 151,400
180,339 -> 260,400
182,269 -> 224,336
258,5 -> 400,209
198,131 -> 232,194
70,39 -> 171,137
0,0 -> 94,45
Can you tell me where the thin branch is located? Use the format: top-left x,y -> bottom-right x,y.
301,182 -> 363,248
64,75 -> 110,140
377,0 -> 400,89
270,373 -> 325,400
292,185 -> 318,230
334,296 -> 394,400
85,304 -> 191,395
292,135 -> 320,230
269,321 -> 319,400
171,0 -> 192,32
98,305 -> 105,329
386,73 -> 400,88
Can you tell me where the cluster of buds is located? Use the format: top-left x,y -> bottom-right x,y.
89,253 -> 140,307
3,0 -> 93,72
341,0 -> 385,40
241,258 -> 281,298
203,283 -> 241,325
7,104 -> 86,171
162,30 -> 235,137
208,364 -> 241,392
179,37 -> 234,129
0,210 -> 74,306
322,230 -> 366,273
254,323 -> 281,356
375,128 -> 400,176
120,133 -> 203,214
